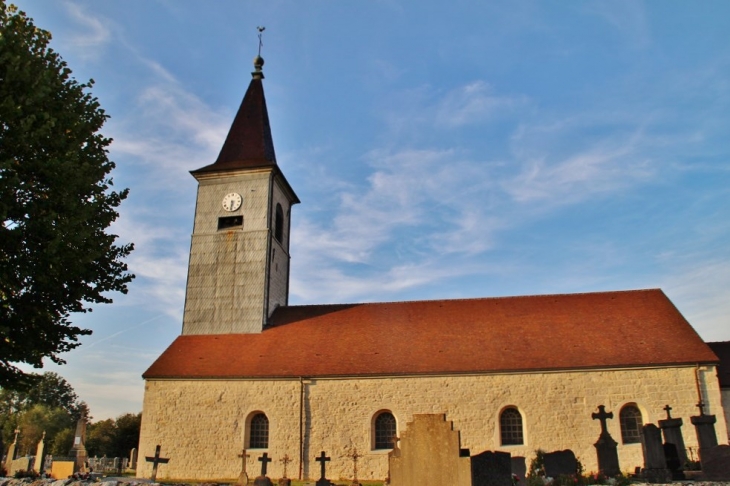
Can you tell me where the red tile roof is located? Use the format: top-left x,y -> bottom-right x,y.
707,341 -> 730,388
143,289 -> 718,379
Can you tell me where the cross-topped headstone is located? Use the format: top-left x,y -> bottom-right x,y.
591,405 -> 620,476
258,452 -> 272,476
280,454 -> 291,478
664,404 -> 673,419
347,448 -> 362,483
592,405 -> 613,435
315,451 -> 330,480
696,400 -> 705,416
238,449 -> 250,474
237,448 -> 250,485
144,445 -> 170,481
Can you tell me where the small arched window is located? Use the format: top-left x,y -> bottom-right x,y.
500,407 -> 524,445
373,411 -> 397,450
274,203 -> 284,243
620,404 -> 643,444
249,412 -> 269,449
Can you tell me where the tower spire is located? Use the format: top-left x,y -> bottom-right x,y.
191,26 -> 275,174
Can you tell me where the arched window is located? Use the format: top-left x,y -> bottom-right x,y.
620,404 -> 643,444
248,412 -> 269,449
373,411 -> 397,450
500,407 -> 524,445
274,203 -> 284,243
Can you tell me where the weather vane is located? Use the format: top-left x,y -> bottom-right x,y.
257,26 -> 265,57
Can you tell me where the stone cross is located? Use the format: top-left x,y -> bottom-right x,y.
592,405 -> 613,435
315,451 -> 331,480
664,404 -> 673,419
347,448 -> 362,482
280,454 -> 291,478
238,448 -> 250,475
696,400 -> 705,416
258,452 -> 272,476
144,444 -> 170,481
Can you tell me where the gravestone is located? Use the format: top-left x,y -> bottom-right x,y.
543,450 -> 578,478
278,454 -> 292,486
129,447 -> 138,470
388,414 -> 471,486
690,405 -> 718,461
591,405 -> 620,476
8,456 -> 31,476
4,428 -> 19,473
658,404 -> 687,467
470,450 -> 512,486
662,443 -> 683,480
315,451 -> 332,486
511,457 -> 527,486
144,444 -> 170,481
238,448 -> 250,485
32,432 -> 46,473
50,460 -> 75,479
69,411 -> 88,472
640,424 -> 671,483
253,452 -> 273,486
699,445 -> 730,480
346,448 -> 363,486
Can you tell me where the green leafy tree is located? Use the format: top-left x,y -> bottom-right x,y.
86,412 -> 141,458
0,1 -> 134,389
0,372 -> 82,457
50,427 -> 73,456
16,404 -> 72,455
112,412 -> 141,457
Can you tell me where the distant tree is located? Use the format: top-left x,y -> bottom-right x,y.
50,427 -> 74,456
0,372 -> 82,418
16,404 -> 72,455
112,412 -> 141,457
0,372 -> 82,455
0,1 -> 134,389
86,418 -> 115,457
85,412 -> 141,458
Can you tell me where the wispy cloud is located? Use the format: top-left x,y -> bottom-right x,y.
62,1 -> 111,59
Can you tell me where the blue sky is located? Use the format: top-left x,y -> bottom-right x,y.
13,1 -> 730,420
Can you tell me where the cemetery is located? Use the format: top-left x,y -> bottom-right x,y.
3,402 -> 730,484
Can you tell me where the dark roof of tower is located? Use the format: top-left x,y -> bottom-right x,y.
143,288 -> 719,380
192,59 -> 276,174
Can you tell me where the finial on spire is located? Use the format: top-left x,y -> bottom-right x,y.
252,26 -> 265,79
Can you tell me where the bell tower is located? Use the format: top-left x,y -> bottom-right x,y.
181,55 -> 299,335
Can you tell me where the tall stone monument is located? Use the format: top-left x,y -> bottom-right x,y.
32,432 -> 46,474
389,414 -> 472,486
69,411 -> 88,472
690,401 -> 718,461
658,405 -> 687,466
4,428 -> 19,473
592,405 -> 620,476
640,424 -> 671,483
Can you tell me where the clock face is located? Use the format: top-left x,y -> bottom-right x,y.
222,192 -> 242,212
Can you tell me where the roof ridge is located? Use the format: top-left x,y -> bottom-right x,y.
284,288 -> 663,309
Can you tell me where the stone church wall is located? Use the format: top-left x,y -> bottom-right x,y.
138,364 -> 724,481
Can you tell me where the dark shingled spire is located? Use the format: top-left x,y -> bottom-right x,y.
192,56 -> 276,174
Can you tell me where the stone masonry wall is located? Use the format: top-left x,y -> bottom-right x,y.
138,365 -> 725,482
266,177 -> 292,315
183,170 -> 273,335
721,389 -> 730,442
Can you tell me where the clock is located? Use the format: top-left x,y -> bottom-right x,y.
222,192 -> 242,212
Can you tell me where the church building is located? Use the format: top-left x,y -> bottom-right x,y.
137,56 -> 725,482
